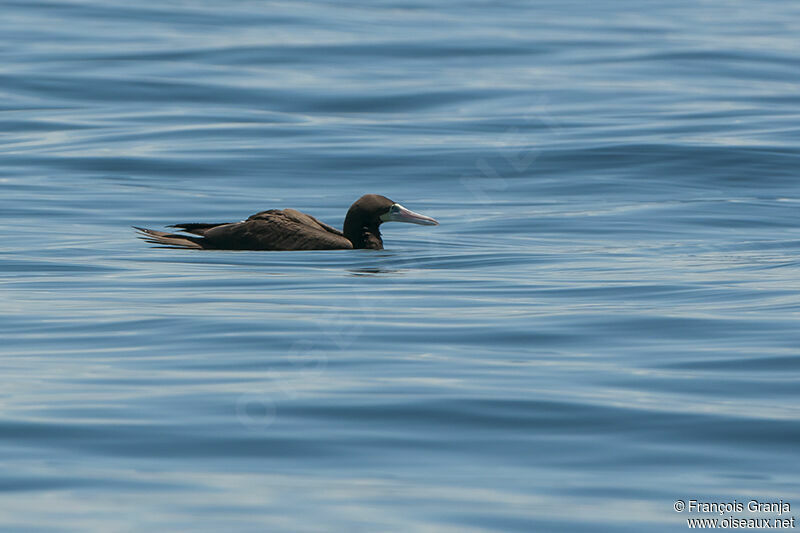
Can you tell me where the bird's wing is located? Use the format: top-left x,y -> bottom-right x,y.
202,212 -> 352,250
168,222 -> 229,236
247,209 -> 344,236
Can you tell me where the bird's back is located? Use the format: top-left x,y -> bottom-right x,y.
197,209 -> 352,250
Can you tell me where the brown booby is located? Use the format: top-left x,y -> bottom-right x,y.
134,194 -> 438,250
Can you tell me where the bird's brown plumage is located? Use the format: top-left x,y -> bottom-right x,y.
135,194 -> 437,251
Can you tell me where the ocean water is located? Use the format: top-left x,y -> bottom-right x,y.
2,1 -> 800,531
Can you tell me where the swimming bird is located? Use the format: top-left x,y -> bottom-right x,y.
134,194 -> 438,251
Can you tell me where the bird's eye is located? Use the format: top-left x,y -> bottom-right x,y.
390,205 -> 400,213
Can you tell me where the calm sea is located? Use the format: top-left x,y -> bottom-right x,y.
2,1 -> 800,531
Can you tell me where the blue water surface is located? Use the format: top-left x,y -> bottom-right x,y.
2,1 -> 800,531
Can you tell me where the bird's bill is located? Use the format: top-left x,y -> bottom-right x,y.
380,203 -> 439,226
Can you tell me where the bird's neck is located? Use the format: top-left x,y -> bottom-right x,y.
343,215 -> 383,250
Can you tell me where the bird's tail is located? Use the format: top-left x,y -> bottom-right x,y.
133,227 -> 204,249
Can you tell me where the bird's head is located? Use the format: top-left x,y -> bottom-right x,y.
342,194 -> 438,249
349,194 -> 438,228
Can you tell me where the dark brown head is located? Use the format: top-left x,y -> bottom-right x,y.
342,194 -> 438,250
